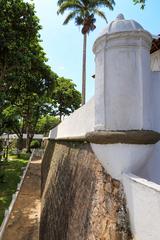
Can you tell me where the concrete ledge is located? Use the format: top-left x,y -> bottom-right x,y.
86,130 -> 160,144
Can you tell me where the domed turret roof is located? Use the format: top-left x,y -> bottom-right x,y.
99,14 -> 144,37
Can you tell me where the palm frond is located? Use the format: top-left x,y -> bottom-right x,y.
57,0 -> 67,6
90,0 -> 115,10
58,0 -> 82,7
63,11 -> 79,25
57,2 -> 82,15
80,0 -> 90,7
75,15 -> 84,26
133,0 -> 145,9
93,9 -> 107,22
57,0 -> 114,33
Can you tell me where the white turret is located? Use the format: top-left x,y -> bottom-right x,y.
93,14 -> 153,131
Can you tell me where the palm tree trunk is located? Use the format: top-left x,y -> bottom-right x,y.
82,33 -> 87,105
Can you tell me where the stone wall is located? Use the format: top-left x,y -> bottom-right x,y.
41,140 -> 55,193
40,141 -> 132,240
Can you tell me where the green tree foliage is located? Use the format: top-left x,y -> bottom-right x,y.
0,0 -> 41,93
0,0 -> 58,152
57,0 -> 115,105
30,140 -> 41,149
2,106 -> 20,137
0,0 -> 86,154
3,62 -> 57,152
53,77 -> 81,121
36,115 -> 60,136
133,0 -> 146,9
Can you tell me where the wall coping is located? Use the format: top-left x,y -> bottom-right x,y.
50,136 -> 87,142
86,130 -> 160,144
49,130 -> 160,145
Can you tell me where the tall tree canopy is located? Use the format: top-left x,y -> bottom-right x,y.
36,115 -> 60,136
52,77 -> 81,121
0,0 -> 41,93
0,0 -> 58,152
3,55 -> 57,152
57,0 -> 115,105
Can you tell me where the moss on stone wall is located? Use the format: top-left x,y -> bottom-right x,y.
40,141 -> 132,240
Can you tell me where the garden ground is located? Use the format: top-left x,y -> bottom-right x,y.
1,156 -> 41,240
0,155 -> 29,225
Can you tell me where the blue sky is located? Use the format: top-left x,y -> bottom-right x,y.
31,0 -> 159,101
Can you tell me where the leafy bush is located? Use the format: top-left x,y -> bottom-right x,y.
0,140 -> 5,181
0,140 -> 3,161
10,152 -> 30,160
30,140 -> 41,149
0,140 -> 3,152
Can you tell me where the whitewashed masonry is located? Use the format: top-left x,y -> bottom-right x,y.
49,14 -> 160,240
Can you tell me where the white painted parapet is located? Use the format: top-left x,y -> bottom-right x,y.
93,14 -> 153,130
123,173 -> 160,240
49,97 -> 94,139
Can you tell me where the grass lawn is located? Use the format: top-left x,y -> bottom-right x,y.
0,153 -> 30,225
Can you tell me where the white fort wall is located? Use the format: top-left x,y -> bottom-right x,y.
136,71 -> 160,185
123,173 -> 160,240
121,52 -> 160,240
151,71 -> 160,132
49,14 -> 160,240
121,53 -> 160,240
49,97 -> 94,139
91,143 -> 155,180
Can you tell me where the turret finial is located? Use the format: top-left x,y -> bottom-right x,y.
116,14 -> 125,21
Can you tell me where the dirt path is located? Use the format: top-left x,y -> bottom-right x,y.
2,157 -> 41,240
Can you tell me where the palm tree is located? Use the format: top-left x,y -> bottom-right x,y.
57,0 -> 115,105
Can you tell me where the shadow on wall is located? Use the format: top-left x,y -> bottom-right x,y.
40,141 -> 132,240
136,142 -> 160,185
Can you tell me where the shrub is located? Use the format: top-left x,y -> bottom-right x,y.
30,140 -> 41,149
0,140 -> 3,152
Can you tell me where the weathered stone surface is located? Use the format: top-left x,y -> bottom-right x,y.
40,141 -> 132,240
41,140 -> 55,193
